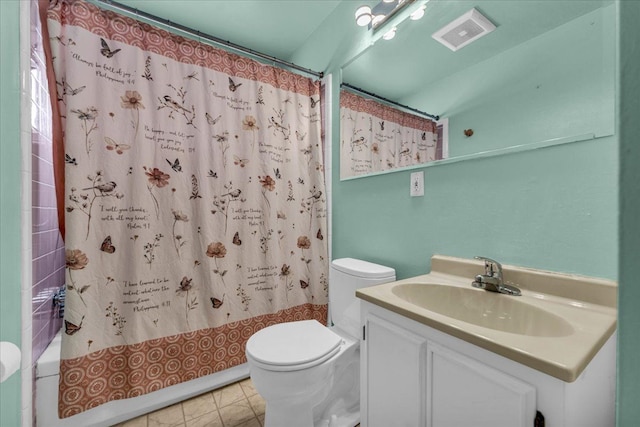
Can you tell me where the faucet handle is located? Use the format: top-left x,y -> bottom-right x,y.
474,256 -> 503,279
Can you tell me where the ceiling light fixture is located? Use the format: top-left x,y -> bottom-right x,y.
372,14 -> 386,26
355,5 -> 373,27
355,0 -> 419,30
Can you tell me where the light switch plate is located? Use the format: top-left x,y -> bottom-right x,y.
410,171 -> 424,197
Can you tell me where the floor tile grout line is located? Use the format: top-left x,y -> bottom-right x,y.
179,399 -> 187,426
247,395 -> 262,420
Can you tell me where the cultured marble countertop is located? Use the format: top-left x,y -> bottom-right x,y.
356,255 -> 617,382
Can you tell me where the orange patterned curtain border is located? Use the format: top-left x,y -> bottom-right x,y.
47,0 -> 320,97
58,303 -> 327,418
340,90 -> 436,132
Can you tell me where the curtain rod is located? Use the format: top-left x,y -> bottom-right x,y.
91,0 -> 324,79
341,83 -> 440,121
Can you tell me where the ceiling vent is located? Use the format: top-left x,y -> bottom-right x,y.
432,8 -> 496,52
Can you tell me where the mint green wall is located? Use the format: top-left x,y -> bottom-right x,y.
331,6 -> 618,281
0,1 -> 23,425
617,1 -> 640,424
403,5 -> 615,157
331,135 -> 617,279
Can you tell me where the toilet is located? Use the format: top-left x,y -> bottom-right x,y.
246,258 -> 395,427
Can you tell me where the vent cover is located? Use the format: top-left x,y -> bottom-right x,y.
432,8 -> 496,52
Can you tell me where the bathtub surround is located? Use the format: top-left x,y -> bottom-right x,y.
35,330 -> 249,426
46,0 -> 327,417
30,0 -> 66,384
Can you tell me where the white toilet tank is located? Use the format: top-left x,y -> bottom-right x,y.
329,258 -> 395,338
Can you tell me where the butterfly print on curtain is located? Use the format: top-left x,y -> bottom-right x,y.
47,0 -> 328,417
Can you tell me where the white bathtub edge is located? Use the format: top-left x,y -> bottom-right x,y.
35,331 -> 249,427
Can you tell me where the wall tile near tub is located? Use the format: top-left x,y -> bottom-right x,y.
30,0 -> 65,370
32,301 -> 63,360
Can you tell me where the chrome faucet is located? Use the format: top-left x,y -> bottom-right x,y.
472,256 -> 521,296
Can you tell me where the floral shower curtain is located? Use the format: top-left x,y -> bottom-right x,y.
340,89 -> 439,179
47,0 -> 327,417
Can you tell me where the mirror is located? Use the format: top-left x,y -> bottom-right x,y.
340,0 -> 615,179
339,85 -> 445,179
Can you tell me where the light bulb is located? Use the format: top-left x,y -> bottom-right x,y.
383,27 -> 396,40
372,14 -> 386,26
355,5 -> 372,26
410,5 -> 426,20
383,0 -> 395,3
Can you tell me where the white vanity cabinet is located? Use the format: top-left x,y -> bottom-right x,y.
360,301 -> 616,427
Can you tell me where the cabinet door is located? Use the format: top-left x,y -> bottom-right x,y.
427,342 -> 536,427
363,314 -> 428,427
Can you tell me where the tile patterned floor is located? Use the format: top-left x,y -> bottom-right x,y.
114,378 -> 265,427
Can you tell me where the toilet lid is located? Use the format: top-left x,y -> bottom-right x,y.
246,320 -> 342,369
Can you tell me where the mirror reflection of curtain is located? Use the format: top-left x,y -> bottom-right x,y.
340,90 -> 439,179
46,0 -> 327,417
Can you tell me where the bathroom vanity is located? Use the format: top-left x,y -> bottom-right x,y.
357,255 -> 617,427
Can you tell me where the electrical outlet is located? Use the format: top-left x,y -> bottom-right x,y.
410,171 -> 424,197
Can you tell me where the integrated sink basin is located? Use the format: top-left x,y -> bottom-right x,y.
391,283 -> 574,337
356,255 -> 618,382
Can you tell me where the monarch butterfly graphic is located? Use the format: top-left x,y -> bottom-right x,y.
100,38 -> 121,58
316,229 -> 324,241
232,232 -> 241,246
233,155 -> 249,168
228,77 -> 242,92
300,280 -> 309,289
64,316 -> 85,335
105,137 -> 130,155
100,236 -> 116,254
310,97 -> 319,108
166,158 -> 182,172
379,121 -> 385,131
273,168 -> 282,179
210,295 -> 225,309
208,170 -> 218,178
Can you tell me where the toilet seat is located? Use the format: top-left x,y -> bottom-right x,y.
246,320 -> 343,372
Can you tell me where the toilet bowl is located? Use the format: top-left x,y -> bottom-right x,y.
246,258 -> 395,427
